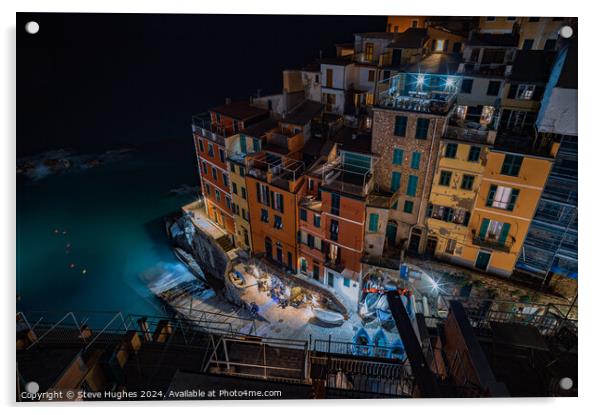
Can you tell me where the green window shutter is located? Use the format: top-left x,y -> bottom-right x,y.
253,138 -> 260,152
507,189 -> 520,211
240,134 -> 247,153
407,175 -> 418,196
479,218 -> 490,239
411,152 -> 421,169
499,223 -> 511,244
394,116 -> 407,137
486,184 -> 497,207
393,149 -> 404,165
369,213 -> 379,232
391,172 -> 401,192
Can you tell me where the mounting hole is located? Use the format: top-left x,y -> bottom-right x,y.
559,377 -> 573,390
25,21 -> 40,35
559,26 -> 573,39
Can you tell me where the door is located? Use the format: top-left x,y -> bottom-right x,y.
326,68 -> 333,88
475,251 -> 491,271
392,49 -> 402,67
408,234 -> 421,253
426,237 -> 437,257
264,238 -> 272,260
386,222 -> 397,247
276,246 -> 283,264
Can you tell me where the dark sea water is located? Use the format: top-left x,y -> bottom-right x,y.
16,139 -> 198,319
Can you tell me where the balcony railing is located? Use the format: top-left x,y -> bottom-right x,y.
192,116 -> 226,145
472,235 -> 513,252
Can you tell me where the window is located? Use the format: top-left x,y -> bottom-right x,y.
257,183 -> 270,205
241,187 -> 247,199
439,171 -> 452,186
411,152 -> 421,169
208,144 -> 215,158
487,81 -> 501,96
445,239 -> 456,254
444,143 -> 457,159
313,214 -> 321,228
198,139 -> 204,152
415,118 -> 429,139
468,146 -> 481,162
343,278 -> 350,287
273,192 -> 284,213
478,219 -> 511,245
461,175 -> 475,190
331,193 -> 340,215
461,79 -> 473,94
326,68 -> 333,87
229,162 -> 235,173
274,215 -> 283,229
407,175 -> 418,196
327,272 -> 334,287
544,38 -> 557,51
522,39 -> 534,50
226,197 -> 231,210
205,183 -> 211,196
394,116 -> 407,137
364,42 -> 374,62
215,189 -> 221,202
486,184 -> 520,211
219,149 -> 225,163
516,84 -> 536,100
232,182 -> 238,195
261,208 -> 269,223
391,171 -> 401,192
368,70 -> 375,82
392,148 -> 404,165
239,165 -> 245,177
330,220 -> 339,241
253,138 -> 261,152
202,161 -> 208,175
222,173 -> 229,187
300,209 -> 307,221
240,135 -> 247,153
403,200 -> 414,214
369,213 -> 379,232
501,154 -> 523,176
211,167 -> 217,180
307,234 -> 314,248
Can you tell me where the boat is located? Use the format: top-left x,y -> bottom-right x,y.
228,271 -> 246,288
390,338 -> 406,361
375,295 -> 393,324
313,308 -> 345,326
352,327 -> 371,356
372,328 -> 391,358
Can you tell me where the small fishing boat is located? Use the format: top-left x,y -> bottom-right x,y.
313,308 -> 345,326
375,295 -> 393,324
352,327 -> 371,356
228,271 -> 246,288
372,328 -> 391,358
390,338 -> 406,361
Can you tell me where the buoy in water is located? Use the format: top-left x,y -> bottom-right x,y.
81,269 -> 87,275
53,229 -> 59,234
66,243 -> 71,249
69,263 -> 75,269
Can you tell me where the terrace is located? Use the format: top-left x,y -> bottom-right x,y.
376,72 -> 461,116
246,152 -> 306,192
443,106 -> 498,144
191,115 -> 226,146
312,155 -> 373,198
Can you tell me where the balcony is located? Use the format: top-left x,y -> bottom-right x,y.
458,62 -> 511,78
192,115 -> 226,146
471,234 -> 513,253
376,73 -> 460,116
494,129 -> 558,158
246,152 -> 305,192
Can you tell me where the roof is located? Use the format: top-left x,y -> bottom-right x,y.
210,101 -> 268,121
240,118 -> 278,138
467,32 -> 519,47
403,53 -> 462,75
302,137 -> 326,157
388,28 -> 429,49
332,127 -> 373,155
509,50 -> 556,83
318,57 -> 354,66
283,100 -> 323,125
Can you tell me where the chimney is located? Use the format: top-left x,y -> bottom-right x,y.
225,97 -> 232,105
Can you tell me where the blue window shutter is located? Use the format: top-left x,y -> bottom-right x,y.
411,152 -> 421,169
391,172 -> 401,192
479,218 -> 490,238
499,223 -> 511,244
393,149 -> 404,164
369,213 -> 379,231
507,189 -> 520,211
407,175 -> 418,196
486,185 -> 497,207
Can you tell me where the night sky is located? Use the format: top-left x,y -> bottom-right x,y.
17,13 -> 386,156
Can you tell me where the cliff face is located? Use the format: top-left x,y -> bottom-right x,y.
169,213 -> 231,283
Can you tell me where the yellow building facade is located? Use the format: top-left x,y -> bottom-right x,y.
450,147 -> 555,276
426,136 -> 492,259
